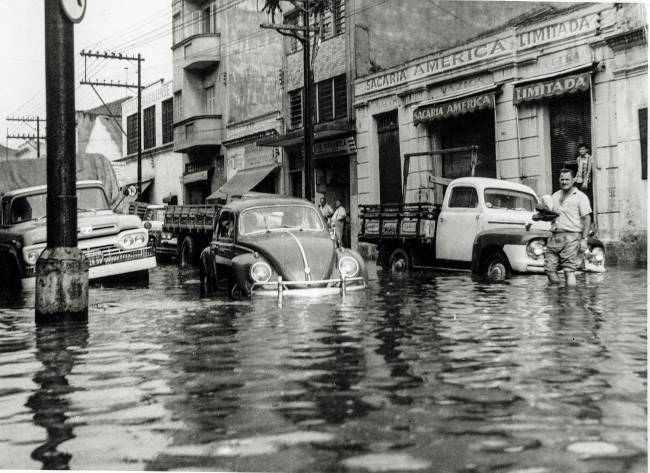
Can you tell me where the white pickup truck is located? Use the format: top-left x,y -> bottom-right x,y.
358,176 -> 605,280
0,154 -> 156,293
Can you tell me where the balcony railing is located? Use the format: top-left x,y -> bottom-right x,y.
173,115 -> 223,153
184,159 -> 213,175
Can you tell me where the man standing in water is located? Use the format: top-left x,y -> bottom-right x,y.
545,168 -> 592,286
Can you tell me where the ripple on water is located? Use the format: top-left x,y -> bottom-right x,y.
341,453 -> 432,471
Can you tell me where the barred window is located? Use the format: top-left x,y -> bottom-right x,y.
127,113 -> 138,155
143,105 -> 156,150
162,98 -> 173,144
289,89 -> 302,130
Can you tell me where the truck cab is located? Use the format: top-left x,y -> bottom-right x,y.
0,180 -> 156,291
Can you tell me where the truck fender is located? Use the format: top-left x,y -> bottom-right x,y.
0,244 -> 23,289
471,231 -> 531,273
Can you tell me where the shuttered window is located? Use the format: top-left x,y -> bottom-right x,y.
289,89 -> 302,130
333,0 -> 345,36
317,80 -> 333,122
333,75 -> 347,118
126,114 -> 138,155
549,92 -> 591,191
162,98 -> 173,144
143,105 -> 156,150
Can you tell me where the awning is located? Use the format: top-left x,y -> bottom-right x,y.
513,70 -> 591,105
216,164 -> 279,197
257,118 -> 354,147
413,86 -> 498,125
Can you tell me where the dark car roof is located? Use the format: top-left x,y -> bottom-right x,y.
226,195 -> 316,214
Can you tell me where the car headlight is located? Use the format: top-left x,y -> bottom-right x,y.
161,232 -> 172,240
526,238 -> 546,259
117,230 -> 148,250
250,261 -> 272,283
22,245 -> 46,266
338,256 -> 360,277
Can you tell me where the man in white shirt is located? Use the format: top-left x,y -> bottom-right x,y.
545,168 -> 592,286
331,199 -> 347,247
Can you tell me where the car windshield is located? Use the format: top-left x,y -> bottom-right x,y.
239,205 -> 324,235
484,188 -> 537,211
11,187 -> 110,224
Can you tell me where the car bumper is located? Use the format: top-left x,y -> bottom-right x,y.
503,244 -> 606,274
21,246 -> 156,290
250,276 -> 366,297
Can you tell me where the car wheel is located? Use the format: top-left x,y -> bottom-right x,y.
388,248 -> 410,272
483,251 -> 511,281
179,236 -> 197,268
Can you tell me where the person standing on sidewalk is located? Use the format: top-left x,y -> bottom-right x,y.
318,196 -> 334,226
545,168 -> 592,286
331,199 -> 347,247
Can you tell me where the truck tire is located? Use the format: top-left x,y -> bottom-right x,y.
179,236 -> 197,268
388,248 -> 410,272
482,251 -> 511,281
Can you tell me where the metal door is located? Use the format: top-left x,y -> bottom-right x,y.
377,111 -> 402,204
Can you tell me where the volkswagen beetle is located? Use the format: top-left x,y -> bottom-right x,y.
199,196 -> 367,298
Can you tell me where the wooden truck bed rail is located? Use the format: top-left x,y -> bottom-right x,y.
163,204 -> 220,233
358,203 -> 440,242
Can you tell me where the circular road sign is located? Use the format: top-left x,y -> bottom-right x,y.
60,0 -> 87,23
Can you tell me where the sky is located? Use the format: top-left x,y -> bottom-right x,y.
0,0 -> 173,148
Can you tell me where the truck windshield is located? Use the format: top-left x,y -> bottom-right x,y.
240,205 -> 324,235
484,188 -> 536,211
77,187 -> 110,212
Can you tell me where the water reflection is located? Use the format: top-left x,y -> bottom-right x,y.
26,320 -> 88,469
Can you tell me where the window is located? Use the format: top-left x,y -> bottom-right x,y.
317,80 -> 333,123
204,85 -> 215,114
484,189 -> 536,211
289,89 -> 302,130
202,3 -> 215,34
185,123 -> 194,141
162,98 -> 173,144
285,13 -> 300,53
174,91 -> 183,121
217,211 -> 234,242
333,0 -> 346,36
639,108 -> 647,180
143,106 -> 156,149
333,75 -> 347,118
126,113 -> 138,155
448,186 -> 479,208
172,13 -> 182,44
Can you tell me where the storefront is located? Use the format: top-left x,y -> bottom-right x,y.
354,2 -> 647,260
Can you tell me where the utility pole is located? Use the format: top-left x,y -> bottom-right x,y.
80,50 -> 144,197
261,0 -> 320,202
7,116 -> 46,157
36,0 -> 88,324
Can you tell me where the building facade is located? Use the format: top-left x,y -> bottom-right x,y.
120,79 -> 183,204
354,2 -> 647,262
171,0 -> 285,204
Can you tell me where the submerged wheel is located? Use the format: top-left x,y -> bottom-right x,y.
179,236 -> 197,268
483,251 -> 511,281
388,248 -> 410,272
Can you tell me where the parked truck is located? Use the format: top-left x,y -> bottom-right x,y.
163,203 -> 221,267
358,149 -> 605,280
0,153 -> 156,293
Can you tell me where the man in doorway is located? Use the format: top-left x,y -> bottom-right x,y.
318,195 -> 334,225
545,168 -> 592,286
331,199 -> 347,247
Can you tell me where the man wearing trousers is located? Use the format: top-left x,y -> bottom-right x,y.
545,168 -> 592,286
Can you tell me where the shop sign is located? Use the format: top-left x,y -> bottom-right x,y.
314,137 -> 356,157
413,92 -> 495,124
513,72 -> 590,105
244,143 -> 278,169
227,147 -> 245,170
123,81 -> 173,115
363,37 -> 512,94
538,45 -> 592,72
516,14 -> 597,49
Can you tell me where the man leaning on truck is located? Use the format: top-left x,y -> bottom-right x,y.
545,168 -> 592,286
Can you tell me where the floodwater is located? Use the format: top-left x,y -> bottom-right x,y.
0,264 -> 646,472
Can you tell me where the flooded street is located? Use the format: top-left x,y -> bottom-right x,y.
0,264 -> 646,472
